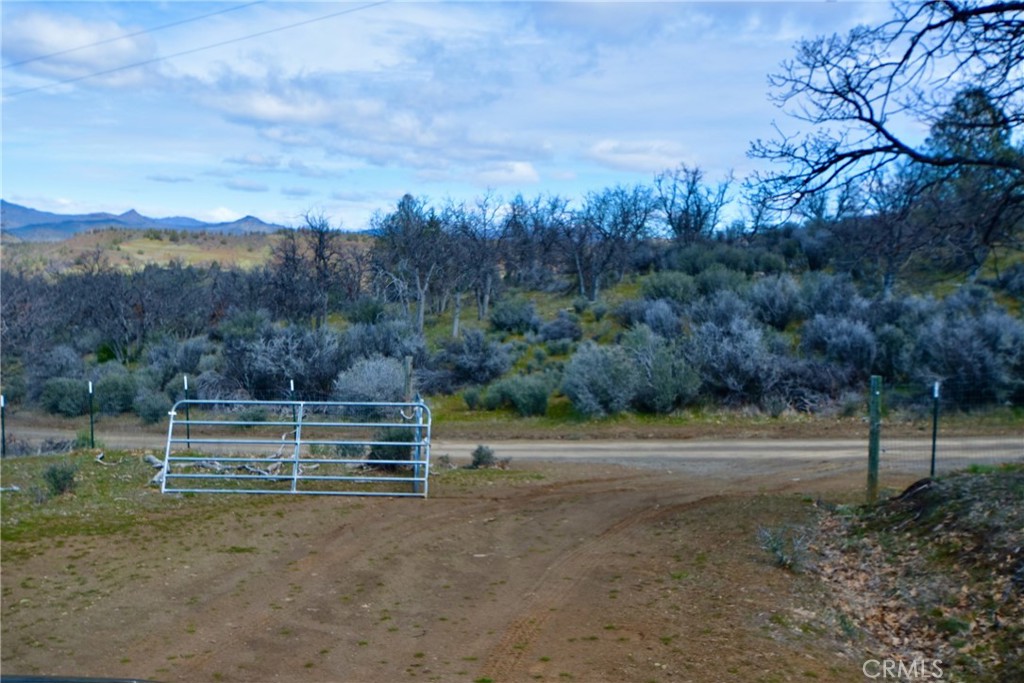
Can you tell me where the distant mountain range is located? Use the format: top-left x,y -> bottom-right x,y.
0,200 -> 287,241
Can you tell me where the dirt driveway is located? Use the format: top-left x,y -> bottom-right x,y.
1,449 -> 897,683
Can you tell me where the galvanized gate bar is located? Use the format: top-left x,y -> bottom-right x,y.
161,400 -> 432,497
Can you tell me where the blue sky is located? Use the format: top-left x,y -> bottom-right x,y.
1,1 -> 889,229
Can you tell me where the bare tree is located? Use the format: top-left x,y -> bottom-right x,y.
370,194 -> 450,335
562,185 -> 654,301
752,1 -> 1024,210
654,164 -> 732,243
500,193 -> 568,290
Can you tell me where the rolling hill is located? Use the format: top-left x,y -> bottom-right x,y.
0,200 -> 286,241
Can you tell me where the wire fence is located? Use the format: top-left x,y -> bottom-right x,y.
878,381 -> 1024,481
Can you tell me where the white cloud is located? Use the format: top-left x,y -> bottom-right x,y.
202,206 -> 244,223
224,179 -> 268,193
2,10 -> 157,88
225,153 -> 281,168
281,186 -> 313,198
147,174 -> 193,184
472,161 -> 541,186
586,140 -> 691,174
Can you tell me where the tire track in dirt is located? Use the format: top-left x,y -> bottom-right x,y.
477,490 -> 728,681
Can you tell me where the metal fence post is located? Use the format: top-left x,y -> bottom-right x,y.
88,381 -> 95,449
1,394 -> 6,458
930,381 -> 941,477
867,375 -> 882,503
183,374 -> 191,449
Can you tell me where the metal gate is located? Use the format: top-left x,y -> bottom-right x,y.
161,400 -> 432,497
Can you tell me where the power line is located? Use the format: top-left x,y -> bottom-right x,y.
3,1 -> 266,70
4,0 -> 391,98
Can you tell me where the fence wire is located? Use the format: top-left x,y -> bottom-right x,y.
878,382 -> 1023,478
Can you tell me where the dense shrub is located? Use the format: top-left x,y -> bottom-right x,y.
695,265 -> 747,297
95,366 -> 137,414
490,297 -> 540,334
437,329 -> 513,387
39,377 -> 90,417
801,315 -> 878,377
343,320 -> 426,366
643,299 -> 681,338
134,388 -> 172,424
686,319 -> 780,405
749,274 -> 802,330
799,272 -> 865,318
687,290 -> 752,327
621,326 -> 699,414
486,374 -> 552,417
333,356 -> 408,403
28,346 -> 84,401
913,307 -> 1024,407
640,272 -> 697,306
562,342 -> 638,417
538,311 -> 582,342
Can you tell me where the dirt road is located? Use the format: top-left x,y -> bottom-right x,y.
1,446 -> 893,683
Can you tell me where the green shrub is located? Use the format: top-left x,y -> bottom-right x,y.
39,378 -> 89,417
487,375 -> 551,417
96,371 -> 137,414
42,462 -> 78,497
470,445 -> 496,469
463,387 -> 482,411
490,297 -> 539,334
641,271 -> 696,305
134,389 -> 172,425
562,342 -> 639,418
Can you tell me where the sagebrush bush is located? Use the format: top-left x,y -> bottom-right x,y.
687,319 -> 780,405
749,274 -> 801,330
687,290 -> 753,327
640,271 -> 696,306
913,308 -> 1024,407
334,355 -> 407,403
39,377 -> 90,417
643,299 -> 681,338
134,388 -> 172,424
562,342 -> 638,417
799,272 -> 865,318
801,315 -> 877,375
437,329 -> 513,387
42,462 -> 78,497
490,297 -> 539,334
621,325 -> 699,414
95,367 -> 137,414
695,264 -> 747,297
539,311 -> 582,342
470,445 -> 496,469
486,374 -> 551,417
29,346 -> 84,401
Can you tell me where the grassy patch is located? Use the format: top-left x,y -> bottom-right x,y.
0,450 -> 284,546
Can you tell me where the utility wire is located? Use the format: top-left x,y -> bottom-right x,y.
3,1 -> 266,70
5,0 -> 391,98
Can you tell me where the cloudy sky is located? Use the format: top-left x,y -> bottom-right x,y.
1,1 -> 889,229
